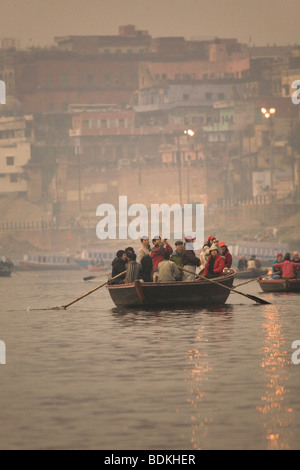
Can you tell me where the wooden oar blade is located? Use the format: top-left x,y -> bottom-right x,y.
247,294 -> 271,305
83,275 -> 97,281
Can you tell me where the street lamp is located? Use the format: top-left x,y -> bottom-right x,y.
261,107 -> 276,119
176,129 -> 195,205
261,107 -> 276,194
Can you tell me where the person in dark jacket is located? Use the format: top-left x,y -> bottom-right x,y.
182,235 -> 200,281
237,255 -> 248,270
140,254 -> 153,282
110,250 -> 127,284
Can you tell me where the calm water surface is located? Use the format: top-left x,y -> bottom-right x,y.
0,270 -> 299,450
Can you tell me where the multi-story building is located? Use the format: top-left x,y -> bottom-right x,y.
0,115 -> 33,194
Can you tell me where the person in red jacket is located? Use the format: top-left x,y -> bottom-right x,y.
203,244 -> 225,278
219,241 -> 232,268
273,253 -> 300,279
150,236 -> 173,280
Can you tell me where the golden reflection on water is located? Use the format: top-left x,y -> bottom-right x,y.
257,305 -> 293,450
186,326 -> 212,450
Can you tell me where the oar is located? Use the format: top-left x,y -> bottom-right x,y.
83,272 -> 109,281
51,270 -> 127,310
181,267 -> 271,305
233,273 -> 272,289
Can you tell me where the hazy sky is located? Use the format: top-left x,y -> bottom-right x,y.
0,0 -> 299,48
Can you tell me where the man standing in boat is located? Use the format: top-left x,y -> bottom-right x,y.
182,235 -> 200,281
137,236 -> 150,264
150,236 -> 173,281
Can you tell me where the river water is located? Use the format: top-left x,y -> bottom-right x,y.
0,270 -> 299,450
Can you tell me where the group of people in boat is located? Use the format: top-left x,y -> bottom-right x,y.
237,254 -> 262,270
271,251 -> 300,279
0,257 -> 14,272
109,235 -> 233,284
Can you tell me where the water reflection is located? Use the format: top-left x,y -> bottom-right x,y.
186,326 -> 212,450
257,305 -> 293,450
185,310 -> 234,450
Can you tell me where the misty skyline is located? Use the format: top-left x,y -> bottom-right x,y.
0,0 -> 299,48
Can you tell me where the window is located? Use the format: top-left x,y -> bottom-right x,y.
105,74 -> 111,85
47,75 -> 53,86
61,75 -> 68,86
205,93 -> 213,100
10,174 -> 18,183
183,93 -> 189,101
6,156 -> 14,166
218,93 -> 225,100
87,75 -> 94,87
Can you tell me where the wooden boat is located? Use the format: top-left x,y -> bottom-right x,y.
258,277 -> 300,293
0,257 -> 13,277
236,267 -> 269,279
107,270 -> 236,309
0,267 -> 11,277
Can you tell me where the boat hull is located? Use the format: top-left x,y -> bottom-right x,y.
107,272 -> 236,309
0,269 -> 11,277
236,268 -> 269,279
258,278 -> 300,293
18,261 -> 79,270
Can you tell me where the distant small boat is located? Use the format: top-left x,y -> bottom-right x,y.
107,270 -> 236,309
0,257 -> 13,277
73,248 -> 115,269
258,278 -> 300,293
0,267 -> 11,277
19,253 -> 80,270
87,264 -> 108,272
236,267 -> 269,279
